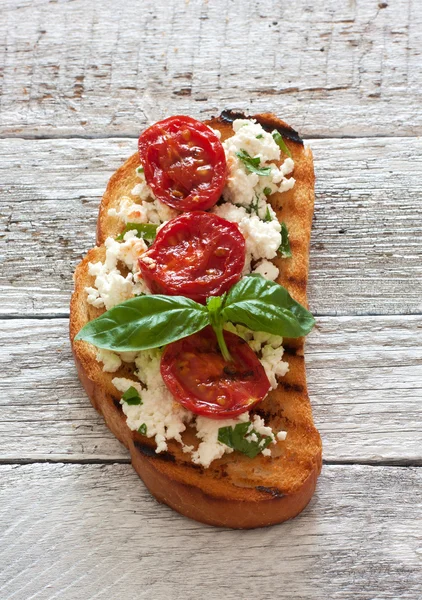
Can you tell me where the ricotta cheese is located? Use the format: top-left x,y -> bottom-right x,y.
96,348 -> 122,373
221,118 -> 296,213
224,323 -> 289,389
112,350 -> 193,454
85,235 -> 148,310
108,195 -> 178,225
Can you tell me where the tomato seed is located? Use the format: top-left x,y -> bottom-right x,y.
214,247 -> 228,257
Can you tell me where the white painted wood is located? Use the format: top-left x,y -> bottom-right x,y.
0,0 -> 421,138
1,316 -> 421,463
0,463 -> 420,600
1,136 -> 421,316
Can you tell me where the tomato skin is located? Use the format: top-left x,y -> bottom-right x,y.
138,115 -> 227,211
161,327 -> 271,419
138,211 -> 245,304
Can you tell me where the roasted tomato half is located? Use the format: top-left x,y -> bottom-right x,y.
161,327 -> 271,419
138,211 -> 245,304
138,115 -> 227,211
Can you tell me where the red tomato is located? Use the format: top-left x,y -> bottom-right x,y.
138,211 -> 245,304
138,116 -> 227,211
161,327 -> 271,418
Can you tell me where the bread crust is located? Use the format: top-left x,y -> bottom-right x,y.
70,112 -> 322,528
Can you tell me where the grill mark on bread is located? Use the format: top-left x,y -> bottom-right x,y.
282,345 -> 298,356
133,442 -> 206,472
255,486 -> 285,498
286,275 -> 307,289
134,441 -> 176,463
217,109 -> 304,145
279,381 -> 304,394
112,396 -> 122,410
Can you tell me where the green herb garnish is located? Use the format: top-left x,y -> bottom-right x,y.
256,134 -> 264,139
272,131 -> 292,158
122,386 -> 142,405
136,166 -> 144,174
278,222 -> 292,258
116,222 -> 159,242
236,150 -> 272,176
218,422 -> 272,458
75,275 -> 314,360
138,423 -> 147,435
264,206 -> 272,222
263,187 -> 272,197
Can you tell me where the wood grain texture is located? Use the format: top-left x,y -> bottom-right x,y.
0,463 -> 420,600
1,316 -> 421,463
1,136 -> 421,316
0,0 -> 421,138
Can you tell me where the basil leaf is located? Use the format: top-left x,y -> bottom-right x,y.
122,386 -> 142,405
222,274 -> 315,338
236,150 -> 272,177
75,295 -> 210,352
218,422 -> 272,459
138,423 -> 147,435
272,131 -> 292,158
278,222 -> 292,258
116,222 -> 159,242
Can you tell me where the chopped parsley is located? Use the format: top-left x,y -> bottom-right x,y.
263,187 -> 272,196
272,131 -> 292,158
116,222 -> 159,242
218,421 -> 272,459
136,165 -> 144,174
256,134 -> 264,139
138,423 -> 147,435
236,149 -> 272,176
264,206 -> 273,222
278,222 -> 292,258
122,386 -> 142,405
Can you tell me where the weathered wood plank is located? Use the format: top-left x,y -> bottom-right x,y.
1,137 -> 421,316
1,316 -> 421,463
0,463 -> 420,600
0,0 -> 421,138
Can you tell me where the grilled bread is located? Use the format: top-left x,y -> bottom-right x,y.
70,111 -> 322,528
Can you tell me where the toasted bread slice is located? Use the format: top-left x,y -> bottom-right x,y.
70,112 -> 322,528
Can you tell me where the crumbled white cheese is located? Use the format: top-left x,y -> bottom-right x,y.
221,119 -> 296,212
224,323 -> 289,389
252,259 -> 279,281
131,168 -> 154,201
96,348 -> 122,373
212,203 -> 281,265
85,236 -> 143,310
191,413 -> 249,468
112,350 -> 193,454
108,195 -> 178,225
118,230 -> 148,271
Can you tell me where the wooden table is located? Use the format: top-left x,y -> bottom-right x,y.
1,1 -> 421,598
